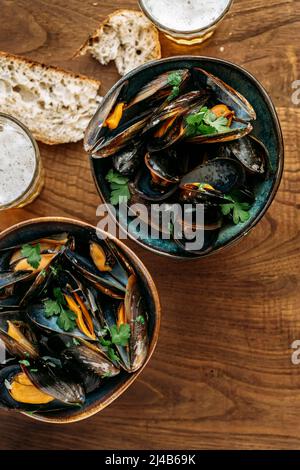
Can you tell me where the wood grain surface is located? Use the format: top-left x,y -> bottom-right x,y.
0,0 -> 299,450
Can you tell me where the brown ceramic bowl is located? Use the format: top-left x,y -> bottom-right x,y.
0,217 -> 161,423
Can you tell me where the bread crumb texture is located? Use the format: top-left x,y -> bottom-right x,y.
83,10 -> 161,76
0,52 -> 102,145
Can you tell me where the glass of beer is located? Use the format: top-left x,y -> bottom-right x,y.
139,0 -> 233,45
0,113 -> 44,211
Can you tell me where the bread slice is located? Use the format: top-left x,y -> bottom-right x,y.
78,9 -> 161,76
0,51 -> 102,145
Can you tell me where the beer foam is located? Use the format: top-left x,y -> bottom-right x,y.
0,117 -> 36,206
144,0 -> 230,32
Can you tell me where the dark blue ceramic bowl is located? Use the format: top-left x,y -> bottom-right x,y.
0,218 -> 161,423
91,56 -> 284,259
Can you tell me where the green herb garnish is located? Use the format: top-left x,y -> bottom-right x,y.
186,106 -> 231,137
99,338 -> 120,364
221,194 -> 251,225
19,359 -> 30,367
106,169 -> 130,205
110,324 -> 131,346
136,315 -> 145,325
21,243 -> 41,269
43,288 -> 77,332
167,71 -> 183,101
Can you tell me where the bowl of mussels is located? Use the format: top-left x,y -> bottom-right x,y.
87,56 -> 284,259
0,218 -> 160,423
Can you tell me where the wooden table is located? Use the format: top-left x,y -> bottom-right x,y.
0,0 -> 299,450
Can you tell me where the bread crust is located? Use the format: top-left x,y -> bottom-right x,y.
76,9 -> 161,69
0,50 -> 101,89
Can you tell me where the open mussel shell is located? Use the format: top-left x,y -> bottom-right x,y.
145,151 -> 181,187
128,69 -> 191,109
125,275 -> 149,373
0,365 -> 54,412
27,303 -> 97,341
84,81 -> 128,153
143,90 -> 210,135
192,68 -> 256,123
180,158 -> 245,195
61,338 -> 120,379
130,167 -> 178,202
27,271 -> 102,342
91,111 -> 153,159
23,360 -> 85,406
64,242 -> 129,298
0,310 -> 39,359
0,363 -> 84,412
187,120 -> 253,145
223,135 -> 269,175
19,251 -> 63,306
0,270 -> 33,291
1,232 -> 74,272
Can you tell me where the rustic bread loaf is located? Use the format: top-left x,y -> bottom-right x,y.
0,51 -> 102,145
78,9 -> 161,76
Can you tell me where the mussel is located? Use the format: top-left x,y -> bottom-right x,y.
64,239 -> 131,299
27,272 -> 102,341
0,361 -> 85,411
87,70 -> 191,158
0,310 -> 38,359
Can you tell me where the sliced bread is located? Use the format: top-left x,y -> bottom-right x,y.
0,51 -> 102,145
78,9 -> 161,76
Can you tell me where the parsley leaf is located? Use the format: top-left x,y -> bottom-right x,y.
19,359 -> 30,367
57,308 -> 77,332
221,194 -> 251,225
136,315 -> 145,325
167,71 -> 183,101
99,338 -> 120,363
44,299 -> 61,317
53,287 -> 65,306
43,288 -> 77,332
21,243 -> 41,269
105,169 -> 130,205
110,323 -> 131,347
107,347 -> 120,363
186,106 -> 231,137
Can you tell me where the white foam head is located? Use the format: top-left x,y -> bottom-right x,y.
0,115 -> 37,207
143,0 -> 231,32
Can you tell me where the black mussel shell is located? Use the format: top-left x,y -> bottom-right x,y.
23,359 -> 85,405
112,144 -> 142,177
131,167 -> 178,202
180,158 -> 245,194
224,136 -> 268,174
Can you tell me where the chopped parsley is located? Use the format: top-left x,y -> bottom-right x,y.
19,359 -> 30,367
106,169 -> 130,205
221,193 -> 251,225
21,243 -> 41,269
186,106 -> 231,137
43,287 -> 77,332
110,324 -> 131,347
136,315 -> 145,325
167,71 -> 183,101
